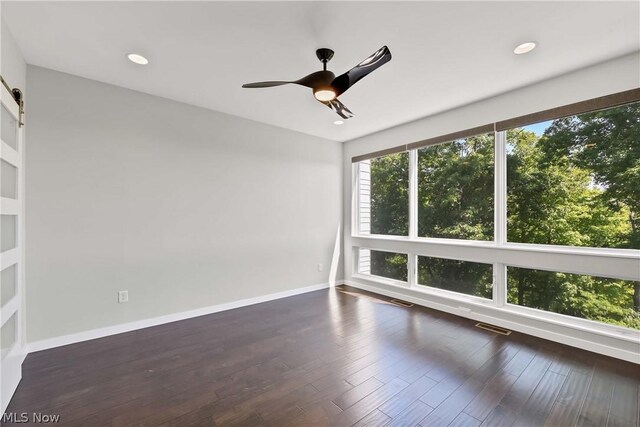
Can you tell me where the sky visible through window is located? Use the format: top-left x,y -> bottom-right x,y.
506,120 -> 553,154
523,120 -> 553,136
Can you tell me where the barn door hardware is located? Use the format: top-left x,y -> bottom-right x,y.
1,75 -> 24,127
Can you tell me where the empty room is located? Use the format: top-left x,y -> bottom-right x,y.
0,1 -> 639,425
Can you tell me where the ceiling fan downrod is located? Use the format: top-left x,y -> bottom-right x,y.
316,48 -> 334,71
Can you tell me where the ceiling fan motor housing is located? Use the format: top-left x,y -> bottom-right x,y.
316,48 -> 335,64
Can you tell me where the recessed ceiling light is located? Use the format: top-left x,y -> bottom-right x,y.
127,53 -> 149,65
513,42 -> 536,55
334,120 -> 344,125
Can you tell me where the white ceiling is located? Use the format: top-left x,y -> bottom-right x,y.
3,1 -> 639,142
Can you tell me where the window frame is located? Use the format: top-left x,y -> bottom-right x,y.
354,153 -> 411,238
354,247 -> 409,288
503,264 -> 640,338
415,253 -> 495,302
414,133 -> 496,243
350,92 -> 640,338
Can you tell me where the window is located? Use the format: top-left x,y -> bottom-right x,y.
507,102 -> 640,249
358,249 -> 407,282
351,90 -> 640,337
417,256 -> 493,299
508,267 -> 639,330
358,152 -> 409,236
418,133 -> 494,240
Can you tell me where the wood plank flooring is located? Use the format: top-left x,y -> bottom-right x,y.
5,285 -> 640,426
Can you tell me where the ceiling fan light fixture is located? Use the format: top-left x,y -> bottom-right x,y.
313,88 -> 336,102
334,120 -> 344,125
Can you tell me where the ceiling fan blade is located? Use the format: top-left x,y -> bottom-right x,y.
243,71 -> 335,90
320,98 -> 354,119
242,81 -> 294,88
331,46 -> 391,97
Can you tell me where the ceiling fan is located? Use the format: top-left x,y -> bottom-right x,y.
242,46 -> 391,119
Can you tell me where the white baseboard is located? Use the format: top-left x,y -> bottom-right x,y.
343,280 -> 640,364
27,282 -> 330,353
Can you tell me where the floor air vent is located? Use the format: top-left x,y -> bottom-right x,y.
389,299 -> 414,307
475,322 -> 512,336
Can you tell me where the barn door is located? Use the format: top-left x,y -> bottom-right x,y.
0,78 -> 25,412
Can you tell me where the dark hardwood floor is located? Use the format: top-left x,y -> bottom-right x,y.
5,285 -> 639,426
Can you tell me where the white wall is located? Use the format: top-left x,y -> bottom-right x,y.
343,52 -> 640,361
1,18 -> 26,93
26,66 -> 342,343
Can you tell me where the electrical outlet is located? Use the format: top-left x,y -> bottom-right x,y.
118,290 -> 129,304
318,263 -> 324,272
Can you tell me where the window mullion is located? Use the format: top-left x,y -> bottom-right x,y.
407,254 -> 417,288
494,263 -> 507,307
352,162 -> 360,235
494,130 -> 507,306
408,149 -> 418,239
494,130 -> 507,245
408,149 -> 418,287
